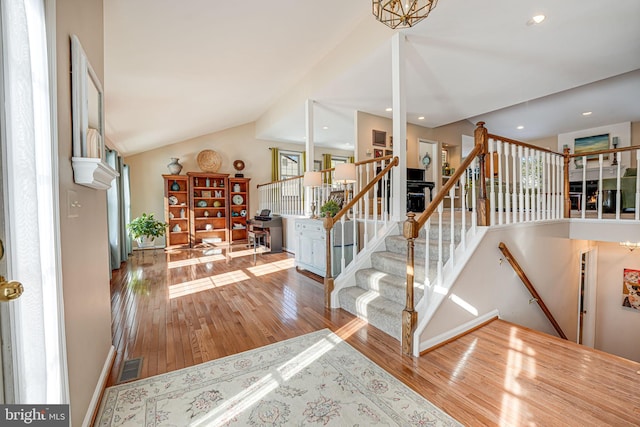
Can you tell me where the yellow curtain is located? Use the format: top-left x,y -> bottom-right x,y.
348,156 -> 355,163
271,147 -> 279,181
323,153 -> 332,184
302,151 -> 307,173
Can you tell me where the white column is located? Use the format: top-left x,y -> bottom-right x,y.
305,99 -> 315,216
391,32 -> 407,220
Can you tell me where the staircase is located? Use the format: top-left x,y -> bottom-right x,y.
338,216 -> 468,340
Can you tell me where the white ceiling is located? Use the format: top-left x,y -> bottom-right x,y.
104,0 -> 640,156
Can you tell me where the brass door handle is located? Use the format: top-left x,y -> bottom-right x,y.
0,276 -> 24,302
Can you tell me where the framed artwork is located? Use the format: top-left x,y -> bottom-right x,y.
442,149 -> 449,165
574,134 -> 609,161
313,160 -> 322,171
622,268 -> 640,310
389,136 -> 393,148
201,190 -> 212,198
385,150 -> 393,156
374,149 -> 384,158
372,130 -> 386,147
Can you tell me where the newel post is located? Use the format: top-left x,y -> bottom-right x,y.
563,147 -> 571,218
475,122 -> 490,226
402,212 -> 419,355
323,216 -> 334,308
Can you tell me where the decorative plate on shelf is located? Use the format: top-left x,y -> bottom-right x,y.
197,149 -> 222,172
232,194 -> 244,205
168,195 -> 178,205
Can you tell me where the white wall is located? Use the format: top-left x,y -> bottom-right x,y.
594,241 -> 640,362
421,222 -> 585,345
559,122 -> 632,172
125,122 -> 351,247
56,0 -> 114,424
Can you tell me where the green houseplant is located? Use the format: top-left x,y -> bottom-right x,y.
320,199 -> 341,218
127,213 -> 167,248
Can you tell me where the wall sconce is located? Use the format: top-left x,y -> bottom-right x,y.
303,171 -> 322,219
620,241 -> 640,252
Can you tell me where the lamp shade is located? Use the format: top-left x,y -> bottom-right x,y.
334,163 -> 356,183
303,171 -> 322,187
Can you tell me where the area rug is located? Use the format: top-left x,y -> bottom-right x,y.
95,329 -> 460,426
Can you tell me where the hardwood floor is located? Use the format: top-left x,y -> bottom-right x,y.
109,245 -> 640,426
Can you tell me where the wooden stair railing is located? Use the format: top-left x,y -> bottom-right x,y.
498,242 -> 568,340
323,156 -> 399,308
400,123 -> 488,355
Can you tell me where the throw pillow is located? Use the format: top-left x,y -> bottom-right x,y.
624,168 -> 637,177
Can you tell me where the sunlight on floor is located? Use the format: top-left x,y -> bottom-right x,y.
333,318 -> 367,341
169,270 -> 251,299
500,327 -> 537,427
167,254 -> 226,269
247,258 -> 295,276
450,338 -> 477,381
189,334 -> 340,426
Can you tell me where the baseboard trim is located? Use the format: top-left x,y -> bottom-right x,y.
419,310 -> 500,355
82,345 -> 116,427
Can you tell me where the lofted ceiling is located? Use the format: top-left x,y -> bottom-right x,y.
104,1 -> 640,156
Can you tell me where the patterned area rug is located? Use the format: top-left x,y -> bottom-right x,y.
95,329 -> 461,426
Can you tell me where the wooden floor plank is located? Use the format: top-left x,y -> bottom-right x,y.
108,246 -> 640,425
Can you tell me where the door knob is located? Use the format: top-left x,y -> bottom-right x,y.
0,276 -> 24,302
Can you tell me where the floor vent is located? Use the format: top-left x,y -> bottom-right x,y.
117,357 -> 143,384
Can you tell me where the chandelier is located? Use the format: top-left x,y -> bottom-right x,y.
372,0 -> 438,29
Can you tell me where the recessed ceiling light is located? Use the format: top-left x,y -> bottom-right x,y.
527,14 -> 545,25
532,14 -> 545,23
385,107 -> 392,112
582,111 -> 593,116
418,116 -> 425,120
322,126 -> 329,130
517,125 -> 524,130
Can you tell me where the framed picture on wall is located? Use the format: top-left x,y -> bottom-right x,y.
389,136 -> 393,148
385,150 -> 392,156
372,130 -> 386,147
374,149 -> 384,158
314,160 -> 322,171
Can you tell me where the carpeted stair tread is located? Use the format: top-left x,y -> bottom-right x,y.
354,268 -> 424,306
370,250 -> 439,281
384,235 -> 457,261
338,286 -> 403,340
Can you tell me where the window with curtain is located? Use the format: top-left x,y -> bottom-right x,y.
279,150 -> 302,197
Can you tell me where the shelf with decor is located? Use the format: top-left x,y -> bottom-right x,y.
163,174 -> 191,248
188,172 -> 229,245
228,177 -> 250,243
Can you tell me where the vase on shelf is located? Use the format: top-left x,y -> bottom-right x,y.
171,180 -> 180,191
167,158 -> 183,175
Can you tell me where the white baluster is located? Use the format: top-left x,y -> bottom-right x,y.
518,145 -> 524,223
461,171 -> 467,250
489,139 -> 496,226
424,217 -> 431,287
449,185 -> 455,266
437,202 -> 443,287
471,158 -> 477,233
581,157 -> 587,218
597,154 -> 603,219
497,140 -> 504,225
616,161 -> 621,220
504,143 -> 511,225
636,150 -> 640,220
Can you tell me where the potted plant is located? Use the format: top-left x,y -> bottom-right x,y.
320,199 -> 341,218
127,213 -> 167,248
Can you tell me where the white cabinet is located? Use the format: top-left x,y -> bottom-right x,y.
295,219 -> 355,277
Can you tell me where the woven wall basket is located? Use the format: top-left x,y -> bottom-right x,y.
196,149 -> 222,173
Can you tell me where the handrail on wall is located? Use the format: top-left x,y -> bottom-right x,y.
498,242 -> 568,340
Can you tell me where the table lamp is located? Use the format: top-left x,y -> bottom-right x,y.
334,163 -> 356,218
303,171 -> 322,218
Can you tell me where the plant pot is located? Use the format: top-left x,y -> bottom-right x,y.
136,236 -> 156,248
